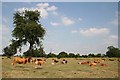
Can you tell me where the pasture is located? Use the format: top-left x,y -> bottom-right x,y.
2,57 -> 119,78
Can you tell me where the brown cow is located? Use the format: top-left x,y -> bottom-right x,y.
34,60 -> 45,66
100,63 -> 107,66
34,59 -> 46,68
32,58 -> 46,63
94,61 -> 100,63
89,62 -> 97,67
78,61 -> 90,65
12,57 -> 32,66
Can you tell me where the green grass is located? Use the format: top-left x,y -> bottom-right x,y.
2,57 -> 119,78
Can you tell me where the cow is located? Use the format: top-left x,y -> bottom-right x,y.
94,61 -> 100,64
34,60 -> 45,66
101,59 -> 106,61
78,61 -> 90,65
89,62 -> 97,67
32,58 -> 46,63
118,59 -> 120,62
12,57 -> 32,66
100,63 -> 107,66
109,59 -> 114,61
34,59 -> 46,68
61,59 -> 67,64
52,59 -> 59,63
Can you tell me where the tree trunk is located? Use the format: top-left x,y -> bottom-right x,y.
29,43 -> 33,56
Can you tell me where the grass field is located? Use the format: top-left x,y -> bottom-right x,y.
2,57 -> 119,78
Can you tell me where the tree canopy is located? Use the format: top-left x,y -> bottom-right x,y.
106,46 -> 120,57
3,10 -> 46,56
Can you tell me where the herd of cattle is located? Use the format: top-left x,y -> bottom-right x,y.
11,57 -> 68,67
11,57 -> 120,68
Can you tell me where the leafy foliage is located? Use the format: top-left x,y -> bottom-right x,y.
3,44 -> 17,58
106,46 -> 120,57
23,47 -> 46,57
69,53 -> 75,58
47,53 -> 57,58
3,10 -> 46,57
57,51 -> 68,58
12,10 -> 46,51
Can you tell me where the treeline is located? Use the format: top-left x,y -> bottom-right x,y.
2,46 -> 120,58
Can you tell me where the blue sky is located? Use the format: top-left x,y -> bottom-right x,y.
1,2 -> 118,55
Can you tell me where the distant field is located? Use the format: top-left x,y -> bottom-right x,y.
2,57 -> 119,78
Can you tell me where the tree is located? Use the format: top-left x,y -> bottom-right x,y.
57,51 -> 68,58
106,46 -> 120,57
3,44 -> 17,58
95,53 -> 101,57
69,53 -> 75,58
75,53 -> 80,58
23,47 -> 46,57
11,10 -> 46,55
47,53 -> 57,58
81,55 -> 88,58
101,54 -> 106,57
88,54 -> 95,57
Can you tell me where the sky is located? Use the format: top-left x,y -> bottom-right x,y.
1,2 -> 118,55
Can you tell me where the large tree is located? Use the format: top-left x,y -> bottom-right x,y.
106,46 -> 120,57
3,10 -> 46,56
57,51 -> 68,58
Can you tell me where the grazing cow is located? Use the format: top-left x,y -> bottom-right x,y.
89,62 -> 97,67
12,57 -> 32,66
100,63 -> 107,66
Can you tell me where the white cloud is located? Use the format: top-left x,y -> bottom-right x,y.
104,35 -> 118,46
80,28 -> 109,36
52,11 -> 58,16
36,3 -> 49,8
47,6 -> 57,11
37,8 -> 48,18
15,3 -> 58,18
78,18 -> 82,21
50,22 -> 60,26
71,30 -> 78,33
61,16 -> 75,26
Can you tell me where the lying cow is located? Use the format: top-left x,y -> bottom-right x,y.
12,57 -> 32,66
100,63 -> 107,66
61,59 -> 67,64
52,59 -> 59,63
94,61 -> 100,63
78,61 -> 90,65
89,62 -> 97,67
